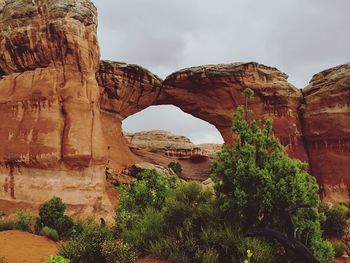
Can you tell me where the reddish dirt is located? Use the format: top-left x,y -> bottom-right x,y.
333,259 -> 350,262
0,231 -> 58,263
0,231 -> 168,263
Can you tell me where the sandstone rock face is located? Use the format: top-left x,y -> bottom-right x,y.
97,60 -> 163,118
1,0 -> 350,215
125,130 -> 220,181
160,63 -> 308,162
0,0 -> 112,217
303,64 -> 350,201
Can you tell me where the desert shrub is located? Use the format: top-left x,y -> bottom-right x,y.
199,224 -> 277,263
167,162 -> 182,175
211,89 -> 334,263
116,169 -> 177,233
45,255 -> 70,263
58,222 -> 113,263
320,203 -> 349,238
0,256 -> 7,263
14,210 -> 33,231
40,226 -> 60,242
36,197 -> 74,238
58,240 -> 85,263
0,220 -> 15,231
120,181 -> 277,263
101,240 -> 137,263
120,207 -> 165,249
0,211 -> 33,232
119,169 -> 177,212
332,242 -> 345,257
69,220 -> 85,239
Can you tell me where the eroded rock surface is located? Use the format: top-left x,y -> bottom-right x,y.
125,130 -> 220,181
303,63 -> 350,201
160,63 -> 308,162
0,0 -> 111,218
1,0 -> 350,214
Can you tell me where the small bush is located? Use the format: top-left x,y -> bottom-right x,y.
320,203 -> 349,238
0,220 -> 15,231
14,210 -> 33,231
0,256 -> 8,263
45,255 -> 70,263
116,169 -> 177,233
36,197 -> 74,238
58,240 -> 85,263
332,242 -> 345,257
40,226 -> 60,242
120,208 -> 165,249
38,196 -> 65,228
167,162 -> 182,175
59,222 -> 113,263
101,240 -> 137,263
56,215 -> 74,239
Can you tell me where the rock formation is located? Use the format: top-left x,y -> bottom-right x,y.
123,130 -> 221,181
0,0 -> 349,216
160,63 -> 308,163
0,0 -> 111,217
303,64 -> 350,201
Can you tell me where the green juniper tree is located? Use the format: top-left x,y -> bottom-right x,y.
211,88 -> 334,263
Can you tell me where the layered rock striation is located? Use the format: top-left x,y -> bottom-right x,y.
302,64 -> 350,200
0,0 -> 110,217
124,130 -> 220,181
0,0 -> 349,214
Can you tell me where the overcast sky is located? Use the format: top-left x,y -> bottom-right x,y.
92,0 -> 350,144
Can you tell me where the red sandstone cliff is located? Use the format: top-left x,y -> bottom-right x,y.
303,64 -> 350,201
0,0 -> 111,217
0,0 -> 349,215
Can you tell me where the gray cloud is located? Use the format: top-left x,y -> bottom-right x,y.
93,0 -> 350,143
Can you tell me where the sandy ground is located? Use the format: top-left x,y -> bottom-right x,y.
0,231 -> 168,263
0,231 -> 58,263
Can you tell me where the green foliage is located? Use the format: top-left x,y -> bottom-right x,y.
58,240 -> 85,263
0,210 -> 33,232
320,203 -> 349,238
101,240 -> 137,263
36,197 -> 74,239
119,181 -> 277,263
40,226 -> 60,242
332,242 -> 345,257
147,182 -> 221,263
167,162 -> 182,175
116,169 -> 177,233
58,221 -> 113,263
199,224 -> 277,263
45,255 -> 70,263
14,210 -> 33,231
38,196 -> 65,227
211,90 -> 333,262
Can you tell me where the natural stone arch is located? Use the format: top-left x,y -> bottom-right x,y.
97,60 -> 309,167
1,0 -> 350,215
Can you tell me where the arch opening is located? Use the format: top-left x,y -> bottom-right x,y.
122,105 -> 224,181
123,105 -> 224,144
